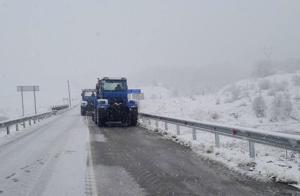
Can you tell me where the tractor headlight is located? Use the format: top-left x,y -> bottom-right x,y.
128,100 -> 138,108
81,101 -> 88,107
97,99 -> 109,109
97,99 -> 108,105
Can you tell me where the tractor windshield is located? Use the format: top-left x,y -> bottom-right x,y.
84,91 -> 94,96
102,80 -> 127,91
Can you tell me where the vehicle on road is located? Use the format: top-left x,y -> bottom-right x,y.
80,89 -> 96,116
93,77 -> 138,126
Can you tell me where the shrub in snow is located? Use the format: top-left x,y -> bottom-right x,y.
268,81 -> 288,96
231,86 -> 241,101
242,91 -> 250,100
189,95 -> 196,101
252,96 -> 267,118
292,75 -> 300,86
252,60 -> 276,78
273,81 -> 288,91
210,112 -> 220,120
270,93 -> 293,121
267,89 -> 275,96
171,89 -> 179,97
225,85 -> 241,102
238,102 -> 247,107
230,112 -> 239,119
258,79 -> 271,90
294,94 -> 300,102
215,97 -> 220,105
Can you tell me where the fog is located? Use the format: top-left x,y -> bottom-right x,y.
0,0 -> 300,115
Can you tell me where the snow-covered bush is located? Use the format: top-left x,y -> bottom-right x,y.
253,60 -> 276,78
215,97 -> 220,105
268,81 -> 288,96
252,96 -> 267,118
225,85 -> 241,102
294,94 -> 300,102
210,112 -> 220,120
171,88 -> 179,97
273,81 -> 288,91
270,93 -> 293,121
292,75 -> 300,86
258,79 -> 271,90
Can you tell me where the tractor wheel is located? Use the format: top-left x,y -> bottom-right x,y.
92,109 -> 97,122
130,111 -> 138,126
131,116 -> 138,126
97,110 -> 105,127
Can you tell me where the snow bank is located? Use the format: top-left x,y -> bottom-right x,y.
139,71 -> 300,186
140,119 -> 300,186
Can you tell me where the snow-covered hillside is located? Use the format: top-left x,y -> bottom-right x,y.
140,71 -> 300,134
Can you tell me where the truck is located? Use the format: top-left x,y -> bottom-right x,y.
93,77 -> 138,126
80,89 -> 96,116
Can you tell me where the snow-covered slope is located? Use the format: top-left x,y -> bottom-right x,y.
140,71 -> 300,186
140,71 -> 300,134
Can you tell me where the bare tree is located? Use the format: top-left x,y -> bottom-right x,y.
252,96 -> 267,118
270,93 -> 293,121
252,46 -> 275,77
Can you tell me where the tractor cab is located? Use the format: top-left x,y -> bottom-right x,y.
93,77 -> 138,126
80,89 -> 96,116
97,78 -> 128,105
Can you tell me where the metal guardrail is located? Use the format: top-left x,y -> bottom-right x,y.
139,113 -> 300,158
0,111 -> 56,135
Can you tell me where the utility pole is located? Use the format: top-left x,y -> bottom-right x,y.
67,80 -> 71,108
21,87 -> 25,116
33,87 -> 37,114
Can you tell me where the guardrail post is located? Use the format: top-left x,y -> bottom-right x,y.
6,126 -> 10,135
22,122 -> 26,128
155,120 -> 159,130
192,128 -> 197,140
16,123 -> 19,131
34,119 -> 36,124
176,125 -> 180,135
29,120 -> 31,126
148,119 -> 151,126
248,140 -> 255,159
164,122 -> 168,131
215,133 -> 220,148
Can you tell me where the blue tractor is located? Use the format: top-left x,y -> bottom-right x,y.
81,89 -> 96,116
93,77 -> 138,126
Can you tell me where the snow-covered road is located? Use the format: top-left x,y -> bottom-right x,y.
0,108 -> 89,196
89,120 -> 300,196
0,108 -> 299,196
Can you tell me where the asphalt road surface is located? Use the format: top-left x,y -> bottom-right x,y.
0,109 -> 89,196
88,119 -> 300,196
0,108 -> 299,196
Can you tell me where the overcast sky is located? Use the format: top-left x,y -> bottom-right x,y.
0,0 -> 300,114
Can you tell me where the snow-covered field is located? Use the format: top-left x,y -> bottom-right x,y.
140,71 -> 300,134
139,72 -> 300,187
